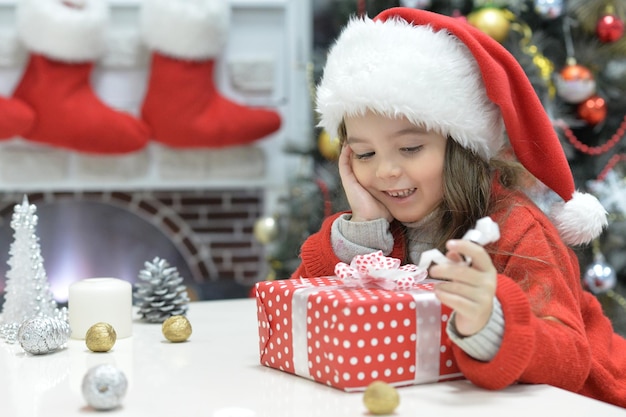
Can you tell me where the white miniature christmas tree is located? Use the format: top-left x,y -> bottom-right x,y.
0,195 -> 65,343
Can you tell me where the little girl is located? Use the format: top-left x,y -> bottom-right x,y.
293,8 -> 626,408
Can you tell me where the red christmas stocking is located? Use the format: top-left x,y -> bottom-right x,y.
12,0 -> 149,154
0,96 -> 34,139
140,0 -> 281,148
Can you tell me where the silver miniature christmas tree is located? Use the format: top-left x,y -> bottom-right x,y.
135,257 -> 190,323
0,195 -> 66,343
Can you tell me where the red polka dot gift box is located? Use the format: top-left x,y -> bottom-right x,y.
255,277 -> 462,391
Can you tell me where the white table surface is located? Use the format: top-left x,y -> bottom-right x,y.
1,298 -> 625,417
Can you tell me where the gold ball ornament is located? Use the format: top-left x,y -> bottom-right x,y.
253,216 -> 279,244
162,315 -> 192,343
85,322 -> 117,352
363,381 -> 400,415
317,129 -> 340,161
467,8 -> 511,43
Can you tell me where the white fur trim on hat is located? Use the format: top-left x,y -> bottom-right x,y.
140,0 -> 230,60
316,16 -> 505,161
16,0 -> 108,62
550,191 -> 608,246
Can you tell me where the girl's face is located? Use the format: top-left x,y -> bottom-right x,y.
344,110 -> 446,224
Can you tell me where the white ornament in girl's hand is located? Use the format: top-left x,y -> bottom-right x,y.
418,216 -> 500,269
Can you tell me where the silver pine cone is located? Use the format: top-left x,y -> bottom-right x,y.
135,257 -> 190,323
18,316 -> 71,355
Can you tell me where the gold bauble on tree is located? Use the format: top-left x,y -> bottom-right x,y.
467,7 -> 511,43
85,322 -> 117,352
317,129 -> 340,161
253,216 -> 279,244
162,315 -> 192,342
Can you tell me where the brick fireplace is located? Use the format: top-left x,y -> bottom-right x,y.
0,186 -> 266,302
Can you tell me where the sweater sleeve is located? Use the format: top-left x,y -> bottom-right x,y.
291,213 -> 345,279
446,297 -> 504,362
451,205 -> 592,394
331,214 -> 394,263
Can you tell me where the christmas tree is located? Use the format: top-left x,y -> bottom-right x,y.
0,196 -> 65,343
424,0 -> 626,331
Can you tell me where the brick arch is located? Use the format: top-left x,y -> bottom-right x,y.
105,190 -> 217,284
0,191 -> 209,285
0,188 -> 266,290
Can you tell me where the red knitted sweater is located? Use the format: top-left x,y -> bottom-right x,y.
292,182 -> 626,408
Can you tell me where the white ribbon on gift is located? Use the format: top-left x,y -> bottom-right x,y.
409,289 -> 445,385
291,284 -> 315,378
291,278 -> 344,379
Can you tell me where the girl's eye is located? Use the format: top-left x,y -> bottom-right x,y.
401,145 -> 423,153
353,151 -> 374,160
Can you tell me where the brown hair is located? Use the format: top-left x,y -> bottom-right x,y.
432,139 -> 527,250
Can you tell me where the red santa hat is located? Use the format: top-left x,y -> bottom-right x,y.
316,7 -> 607,246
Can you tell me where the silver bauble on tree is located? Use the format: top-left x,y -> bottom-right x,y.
583,247 -> 617,295
399,0 -> 431,9
534,0 -> 564,19
135,257 -> 190,323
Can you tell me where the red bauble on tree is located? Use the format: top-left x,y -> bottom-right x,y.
596,13 -> 624,43
577,95 -> 607,125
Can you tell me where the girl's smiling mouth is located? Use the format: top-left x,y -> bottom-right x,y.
385,188 -> 416,198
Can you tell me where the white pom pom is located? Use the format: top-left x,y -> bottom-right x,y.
551,191 -> 608,246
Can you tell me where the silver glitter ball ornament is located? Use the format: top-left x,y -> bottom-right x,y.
583,254 -> 617,294
82,364 -> 128,410
534,0 -> 563,19
399,0 -> 432,8
18,316 -> 71,355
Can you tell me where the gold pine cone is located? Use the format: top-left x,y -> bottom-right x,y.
85,322 -> 117,352
363,381 -> 400,415
162,315 -> 192,343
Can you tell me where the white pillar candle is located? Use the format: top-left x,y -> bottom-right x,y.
68,278 -> 133,339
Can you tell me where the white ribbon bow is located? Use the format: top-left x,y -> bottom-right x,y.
334,250 -> 427,290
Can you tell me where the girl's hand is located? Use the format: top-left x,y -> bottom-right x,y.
338,145 -> 393,222
429,239 -> 497,337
